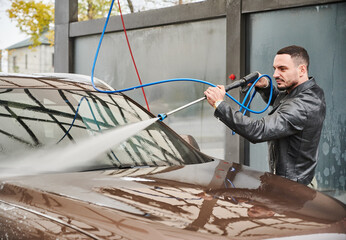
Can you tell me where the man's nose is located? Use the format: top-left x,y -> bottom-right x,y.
273,69 -> 280,78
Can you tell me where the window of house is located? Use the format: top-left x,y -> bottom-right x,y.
13,56 -> 17,72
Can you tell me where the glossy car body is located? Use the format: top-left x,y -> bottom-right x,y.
0,73 -> 345,239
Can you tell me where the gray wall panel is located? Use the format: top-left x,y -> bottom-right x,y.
247,3 -> 346,195
74,18 -> 227,159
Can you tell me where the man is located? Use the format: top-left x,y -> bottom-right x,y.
204,45 -> 326,185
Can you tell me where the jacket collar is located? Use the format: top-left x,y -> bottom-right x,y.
287,77 -> 316,97
268,77 -> 316,115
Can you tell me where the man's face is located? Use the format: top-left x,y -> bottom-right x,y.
273,54 -> 300,92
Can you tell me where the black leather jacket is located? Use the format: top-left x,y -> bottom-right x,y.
215,77 -> 326,185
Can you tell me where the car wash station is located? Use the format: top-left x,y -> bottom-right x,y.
0,0 -> 345,239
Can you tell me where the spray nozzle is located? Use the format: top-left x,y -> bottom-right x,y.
158,113 -> 167,121
225,72 -> 260,92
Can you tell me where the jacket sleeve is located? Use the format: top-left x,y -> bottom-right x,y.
255,85 -> 279,106
214,99 -> 307,143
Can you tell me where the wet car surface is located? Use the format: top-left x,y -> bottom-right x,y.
0,73 -> 345,239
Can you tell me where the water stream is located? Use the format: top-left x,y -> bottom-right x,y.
0,118 -> 159,177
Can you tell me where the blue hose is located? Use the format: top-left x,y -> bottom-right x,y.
91,0 -> 273,116
57,96 -> 100,143
91,75 -> 273,114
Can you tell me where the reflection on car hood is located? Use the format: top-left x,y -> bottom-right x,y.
0,160 -> 345,240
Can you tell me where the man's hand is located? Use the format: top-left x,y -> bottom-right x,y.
204,85 -> 225,108
249,72 -> 269,88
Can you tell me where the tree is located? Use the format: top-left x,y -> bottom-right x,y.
7,0 -> 54,47
78,0 -> 120,21
126,0 -> 134,13
6,0 -> 121,45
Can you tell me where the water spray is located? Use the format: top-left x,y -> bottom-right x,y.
0,118 -> 159,177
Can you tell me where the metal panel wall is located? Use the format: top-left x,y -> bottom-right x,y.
74,19 -> 227,159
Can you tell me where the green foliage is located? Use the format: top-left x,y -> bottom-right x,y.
78,0 -> 119,21
7,0 -> 54,47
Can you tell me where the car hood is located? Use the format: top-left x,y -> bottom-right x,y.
0,160 -> 345,240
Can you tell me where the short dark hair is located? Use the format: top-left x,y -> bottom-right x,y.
277,45 -> 309,70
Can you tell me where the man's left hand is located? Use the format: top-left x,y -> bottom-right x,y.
204,85 -> 225,108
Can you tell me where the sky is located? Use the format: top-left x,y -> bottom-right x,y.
0,0 -> 29,50
0,0 -> 29,72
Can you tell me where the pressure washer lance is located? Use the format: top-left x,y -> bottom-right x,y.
157,72 -> 260,121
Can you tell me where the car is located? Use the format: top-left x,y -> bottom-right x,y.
0,73 -> 345,240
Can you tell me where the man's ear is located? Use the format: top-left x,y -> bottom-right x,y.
298,64 -> 307,77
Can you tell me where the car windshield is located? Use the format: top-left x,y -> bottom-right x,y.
0,88 -> 211,171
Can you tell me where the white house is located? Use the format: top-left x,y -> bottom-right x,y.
6,33 -> 54,73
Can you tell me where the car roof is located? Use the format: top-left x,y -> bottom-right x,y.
0,72 -> 114,91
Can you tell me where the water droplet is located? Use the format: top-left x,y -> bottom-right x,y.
322,142 -> 329,155
331,166 -> 335,175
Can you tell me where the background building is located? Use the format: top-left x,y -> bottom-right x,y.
0,50 -> 2,72
6,32 -> 54,73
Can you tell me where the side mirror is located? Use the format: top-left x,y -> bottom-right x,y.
180,135 -> 200,150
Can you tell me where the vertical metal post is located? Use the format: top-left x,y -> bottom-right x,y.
225,0 -> 247,164
54,0 -> 78,73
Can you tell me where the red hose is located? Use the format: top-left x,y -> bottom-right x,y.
117,0 -> 150,111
